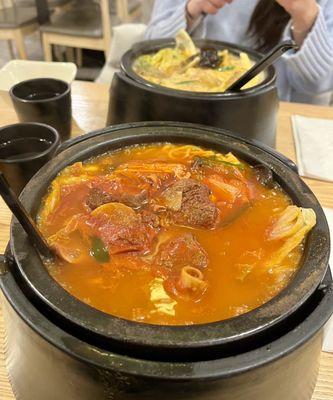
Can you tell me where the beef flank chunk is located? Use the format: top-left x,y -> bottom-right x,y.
163,179 -> 218,228
156,233 -> 208,270
86,188 -> 114,211
120,189 -> 148,209
139,209 -> 160,229
87,203 -> 158,255
86,187 -> 148,211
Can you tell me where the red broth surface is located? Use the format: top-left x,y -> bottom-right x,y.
37,144 -> 313,325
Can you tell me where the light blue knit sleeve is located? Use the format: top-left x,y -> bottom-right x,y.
282,3 -> 333,95
144,0 -> 189,39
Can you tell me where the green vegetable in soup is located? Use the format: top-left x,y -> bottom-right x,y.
91,237 -> 110,263
175,80 -> 199,85
217,66 -> 236,72
196,156 -> 244,170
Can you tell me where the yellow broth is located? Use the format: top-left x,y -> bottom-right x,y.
133,49 -> 263,92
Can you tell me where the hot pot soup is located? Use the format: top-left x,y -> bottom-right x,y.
37,144 -> 316,325
132,30 -> 264,93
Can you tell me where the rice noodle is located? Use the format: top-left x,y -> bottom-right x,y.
162,144 -> 241,165
115,161 -> 188,179
268,206 -> 304,240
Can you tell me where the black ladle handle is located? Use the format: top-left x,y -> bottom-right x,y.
227,40 -> 299,91
0,172 -> 53,260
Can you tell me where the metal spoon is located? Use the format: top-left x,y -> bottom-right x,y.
0,172 -> 53,260
226,40 -> 299,92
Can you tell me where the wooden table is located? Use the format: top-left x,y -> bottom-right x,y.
1,81 -> 333,399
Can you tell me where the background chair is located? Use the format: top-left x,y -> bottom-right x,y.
17,0 -> 72,11
0,0 -> 38,59
116,0 -> 142,23
40,0 -> 112,61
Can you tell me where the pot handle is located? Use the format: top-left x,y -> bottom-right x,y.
257,145 -> 298,174
237,135 -> 299,174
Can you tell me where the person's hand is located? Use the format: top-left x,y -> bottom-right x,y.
187,0 -> 233,20
275,0 -> 319,34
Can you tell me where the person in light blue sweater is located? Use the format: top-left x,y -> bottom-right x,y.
145,0 -> 333,105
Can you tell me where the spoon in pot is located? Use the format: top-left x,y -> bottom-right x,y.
226,40 -> 299,92
0,172 -> 53,260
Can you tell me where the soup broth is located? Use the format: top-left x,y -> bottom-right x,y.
38,144 -> 316,325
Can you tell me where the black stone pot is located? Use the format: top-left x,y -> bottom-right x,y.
107,39 -> 279,148
0,122 -> 332,400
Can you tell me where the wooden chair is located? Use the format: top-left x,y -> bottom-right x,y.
40,0 -> 112,61
116,0 -> 142,23
18,0 -> 72,11
0,0 -> 39,59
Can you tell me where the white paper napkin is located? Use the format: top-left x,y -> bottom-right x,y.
323,207 -> 333,352
292,115 -> 333,183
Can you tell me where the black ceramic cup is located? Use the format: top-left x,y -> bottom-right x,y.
10,78 -> 72,141
0,123 -> 60,195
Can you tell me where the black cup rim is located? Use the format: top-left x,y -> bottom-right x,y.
0,122 -> 60,164
9,78 -> 71,104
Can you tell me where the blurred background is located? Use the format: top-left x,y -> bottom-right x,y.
0,0 -> 331,104
0,0 -> 155,81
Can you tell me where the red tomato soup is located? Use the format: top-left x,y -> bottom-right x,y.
37,144 -> 316,325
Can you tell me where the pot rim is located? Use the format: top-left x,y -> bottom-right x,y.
121,38 -> 276,99
9,122 -> 330,356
